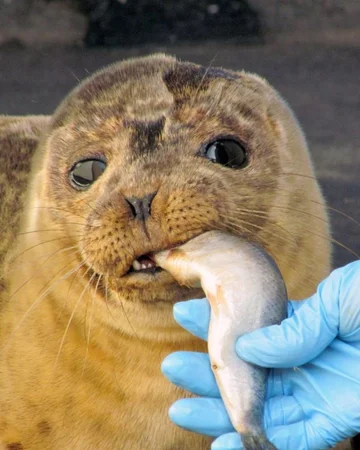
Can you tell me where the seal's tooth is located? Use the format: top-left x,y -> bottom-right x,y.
132,260 -> 141,271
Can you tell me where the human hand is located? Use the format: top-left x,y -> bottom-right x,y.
162,261 -> 360,449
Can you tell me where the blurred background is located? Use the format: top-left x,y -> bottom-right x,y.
0,0 -> 359,270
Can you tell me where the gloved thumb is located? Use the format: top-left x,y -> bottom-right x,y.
236,273 -> 341,368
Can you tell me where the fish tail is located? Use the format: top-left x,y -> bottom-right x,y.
241,432 -> 277,450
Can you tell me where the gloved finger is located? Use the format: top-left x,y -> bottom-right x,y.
211,420 -> 332,450
269,420 -> 333,450
173,299 -> 210,341
338,260 -> 360,341
211,432 -> 242,450
172,299 -> 295,341
264,396 -> 304,428
236,270 -> 341,368
161,351 -> 220,397
266,368 -> 285,398
169,398 -> 234,437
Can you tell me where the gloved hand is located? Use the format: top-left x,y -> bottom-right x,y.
162,261 -> 360,450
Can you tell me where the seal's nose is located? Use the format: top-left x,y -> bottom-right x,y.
125,192 -> 156,221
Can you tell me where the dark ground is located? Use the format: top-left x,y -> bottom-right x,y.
0,41 -> 359,270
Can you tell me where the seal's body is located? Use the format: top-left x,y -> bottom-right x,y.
0,55 -> 331,449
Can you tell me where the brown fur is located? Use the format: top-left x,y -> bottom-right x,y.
0,54 -> 332,449
0,116 -> 50,294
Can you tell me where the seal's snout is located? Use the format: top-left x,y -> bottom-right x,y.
125,192 -> 157,221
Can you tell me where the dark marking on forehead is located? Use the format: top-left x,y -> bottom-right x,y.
77,61 -> 157,103
163,62 -> 238,99
52,56 -> 175,129
77,71 -> 121,103
206,67 -> 239,81
6,444 -> 23,450
75,56 -> 175,103
124,117 -> 165,153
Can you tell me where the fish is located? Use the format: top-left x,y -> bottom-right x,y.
154,230 -> 288,450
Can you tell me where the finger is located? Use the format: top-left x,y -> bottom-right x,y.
266,368 -> 285,398
172,299 -> 294,342
169,398 -> 234,437
236,277 -> 340,368
161,351 -> 220,397
211,420 -> 332,450
264,396 -> 304,428
268,420 -> 332,450
211,432 -> 242,450
338,260 -> 360,340
173,299 -> 210,341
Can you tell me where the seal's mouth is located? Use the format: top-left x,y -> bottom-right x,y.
126,254 -> 162,275
122,236 -> 199,277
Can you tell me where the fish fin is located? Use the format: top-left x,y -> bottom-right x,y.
241,432 -> 277,450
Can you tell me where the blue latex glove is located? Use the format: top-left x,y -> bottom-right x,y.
162,261 -> 360,449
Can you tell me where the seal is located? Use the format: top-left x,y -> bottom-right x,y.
0,54 -> 331,449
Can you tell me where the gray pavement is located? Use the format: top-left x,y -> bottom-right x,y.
0,41 -> 359,269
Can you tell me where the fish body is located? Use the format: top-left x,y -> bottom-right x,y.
155,231 -> 288,450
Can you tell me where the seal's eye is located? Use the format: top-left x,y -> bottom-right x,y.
204,139 -> 247,168
70,159 -> 106,190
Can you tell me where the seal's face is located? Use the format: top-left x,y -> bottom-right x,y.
38,55 -> 305,305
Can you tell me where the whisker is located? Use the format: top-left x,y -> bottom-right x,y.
232,198 -> 358,259
232,208 -> 268,217
227,210 -> 295,241
56,251 -> 92,318
28,265 -> 93,429
306,230 -> 359,260
190,164 -> 359,233
115,291 -> 140,340
16,223 -> 100,236
31,206 -> 89,222
104,272 -> 117,324
323,204 -> 360,228
83,200 -> 102,218
215,218 -> 263,247
9,234 -> 85,264
5,245 -> 81,275
220,211 -> 297,246
0,259 -> 85,354
262,183 -> 360,228
190,52 -> 218,109
53,268 -> 94,370
267,204 -> 330,226
221,216 -> 298,253
4,240 -> 84,305
73,197 -> 113,222
221,212 -> 350,268
279,171 -> 318,181
220,221 -> 302,294
219,213 -> 325,281
68,68 -> 81,83
82,274 -> 101,377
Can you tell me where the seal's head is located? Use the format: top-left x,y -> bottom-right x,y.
27,54 -> 330,309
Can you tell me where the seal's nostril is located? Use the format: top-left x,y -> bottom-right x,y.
125,198 -> 137,217
125,192 -> 157,221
